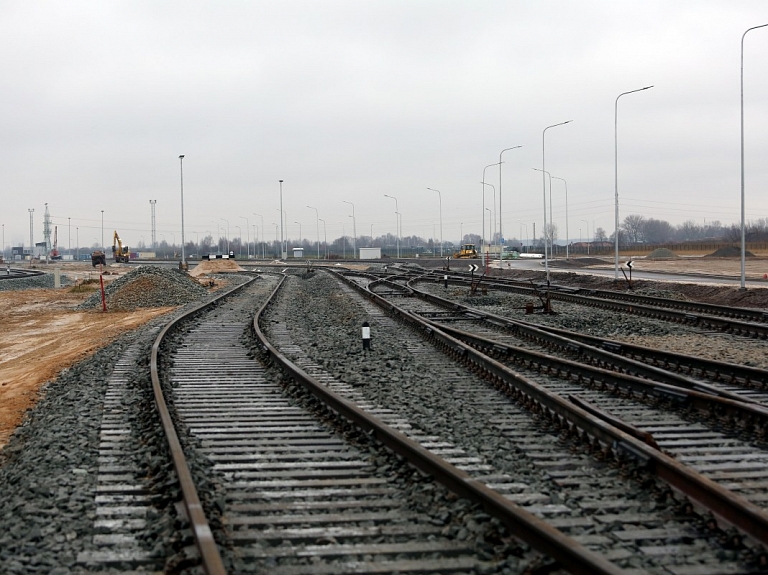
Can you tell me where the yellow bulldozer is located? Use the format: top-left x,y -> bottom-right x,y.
452,243 -> 478,258
112,230 -> 130,263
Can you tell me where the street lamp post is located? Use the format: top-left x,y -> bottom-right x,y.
499,146 -> 522,245
740,24 -> 768,289
101,210 -> 104,251
426,188 -> 443,257
542,120 -> 572,284
278,180 -> 285,259
383,194 -> 399,258
220,218 -> 230,253
551,176 -> 569,259
615,86 -> 653,279
239,216 -> 249,258
235,225 -> 242,256
272,223 -> 278,257
253,213 -> 265,259
342,201 -> 356,259
532,168 -> 553,259
319,218 -> 327,259
481,162 -> 502,255
307,206 -> 320,260
179,154 -> 186,269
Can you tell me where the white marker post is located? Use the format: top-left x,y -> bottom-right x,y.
362,321 -> 371,351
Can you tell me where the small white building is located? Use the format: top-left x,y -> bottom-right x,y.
359,247 -> 381,260
292,247 -> 304,258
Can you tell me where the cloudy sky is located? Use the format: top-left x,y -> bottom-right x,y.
1,1 -> 767,252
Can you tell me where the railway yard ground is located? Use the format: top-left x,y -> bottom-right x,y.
2,257 -> 767,451
2,256 -> 768,574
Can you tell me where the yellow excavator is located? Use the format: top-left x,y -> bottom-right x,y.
452,243 -> 478,258
112,230 -> 130,263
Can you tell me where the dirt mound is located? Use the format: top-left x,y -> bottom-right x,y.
78,266 -> 209,310
189,259 -> 246,277
646,248 -> 680,259
704,245 -> 755,258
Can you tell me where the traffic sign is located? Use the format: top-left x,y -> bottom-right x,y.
626,260 -> 634,269
469,264 -> 478,272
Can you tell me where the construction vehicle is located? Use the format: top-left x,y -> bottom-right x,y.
49,226 -> 62,260
91,251 -> 106,267
452,243 -> 478,258
112,230 -> 130,263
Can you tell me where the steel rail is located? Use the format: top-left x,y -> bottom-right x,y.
413,274 -> 768,339
402,273 -> 768,392
533,323 -> 768,390
400,276 -> 766,405
0,268 -> 46,280
410,311 -> 768,437
150,276 -> 258,575
434,270 -> 768,324
253,273 -> 627,575
331,269 -> 768,548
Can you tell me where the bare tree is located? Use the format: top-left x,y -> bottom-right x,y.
595,227 -> 607,243
622,214 -> 645,244
642,218 -> 674,244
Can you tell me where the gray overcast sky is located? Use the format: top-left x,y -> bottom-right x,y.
2,0 -> 767,251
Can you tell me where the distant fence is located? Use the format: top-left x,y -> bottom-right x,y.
566,242 -> 768,257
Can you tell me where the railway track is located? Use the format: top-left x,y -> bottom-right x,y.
147,271 -> 619,574
77,265 -> 765,573
405,270 -> 768,339
399,275 -> 768,406
262,270 -> 768,573
325,269 -> 768,569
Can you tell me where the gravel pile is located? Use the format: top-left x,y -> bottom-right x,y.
646,247 -> 679,259
706,246 -> 755,258
77,266 -> 210,310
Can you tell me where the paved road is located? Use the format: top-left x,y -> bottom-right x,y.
489,258 -> 768,289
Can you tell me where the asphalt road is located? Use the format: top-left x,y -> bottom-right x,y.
490,258 -> 768,289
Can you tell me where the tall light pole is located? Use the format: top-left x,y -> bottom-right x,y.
426,187 -> 443,257
482,162 -> 502,255
179,155 -> 186,269
272,223 -> 278,256
239,216 -> 249,258
384,194 -> 399,258
499,146 -> 522,245
615,86 -> 653,279
532,168 -> 553,258
235,225 -> 242,256
307,206 -> 319,260
220,218 -> 230,253
551,176 -> 569,259
542,120 -> 572,284
319,218 -> 327,259
253,213 -> 265,259
740,24 -> 768,289
342,200 -> 356,258
279,180 -> 285,259
582,219 -> 591,255
100,210 -> 104,251
480,182 -> 496,249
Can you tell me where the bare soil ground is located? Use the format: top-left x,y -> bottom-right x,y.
0,286 -> 174,449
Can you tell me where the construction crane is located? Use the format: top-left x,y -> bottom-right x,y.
112,230 -> 130,263
49,226 -> 62,260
